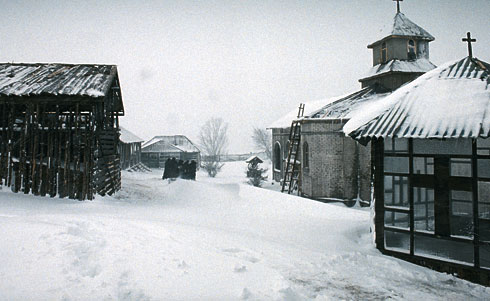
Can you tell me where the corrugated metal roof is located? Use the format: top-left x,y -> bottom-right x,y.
346,57 -> 490,142
0,63 -> 117,98
369,13 -> 435,48
360,58 -> 436,81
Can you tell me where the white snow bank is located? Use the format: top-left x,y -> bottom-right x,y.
0,161 -> 488,300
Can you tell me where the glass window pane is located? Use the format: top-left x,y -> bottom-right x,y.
385,176 -> 409,208
414,187 -> 435,233
413,139 -> 472,155
481,245 -> 490,269
450,158 -> 472,177
384,138 -> 408,153
414,235 -> 474,264
385,211 -> 410,229
394,139 -> 408,152
384,137 -> 393,152
384,176 -> 393,206
479,181 -> 490,219
477,138 -> 490,156
385,230 -> 409,253
413,157 -> 434,175
478,159 -> 490,178
384,156 -> 409,174
450,190 -> 473,238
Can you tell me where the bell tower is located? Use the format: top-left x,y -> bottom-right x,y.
359,1 -> 436,91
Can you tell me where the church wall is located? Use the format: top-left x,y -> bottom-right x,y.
300,120 -> 358,200
271,128 -> 290,182
358,141 -> 372,201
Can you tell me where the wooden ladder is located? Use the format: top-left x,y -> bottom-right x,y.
281,103 -> 305,194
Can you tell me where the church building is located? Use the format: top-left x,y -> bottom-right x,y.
270,5 -> 436,205
345,38 -> 490,285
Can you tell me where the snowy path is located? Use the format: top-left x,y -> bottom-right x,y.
0,162 -> 489,300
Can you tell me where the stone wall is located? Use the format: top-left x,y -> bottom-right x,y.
301,120 -> 372,202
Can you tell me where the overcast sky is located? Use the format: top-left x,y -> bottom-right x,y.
1,0 -> 489,153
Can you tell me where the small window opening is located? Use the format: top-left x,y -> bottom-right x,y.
408,40 -> 416,60
303,142 -> 309,169
381,42 -> 387,63
274,142 -> 281,171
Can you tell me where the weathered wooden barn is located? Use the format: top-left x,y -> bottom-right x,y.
141,135 -> 200,168
346,54 -> 490,285
0,63 -> 124,200
270,9 -> 435,204
119,126 -> 143,170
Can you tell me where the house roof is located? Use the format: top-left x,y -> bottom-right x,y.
345,57 -> 490,143
359,58 -> 436,82
0,63 -> 118,98
119,126 -> 144,143
245,155 -> 263,164
368,13 -> 435,48
142,135 -> 200,153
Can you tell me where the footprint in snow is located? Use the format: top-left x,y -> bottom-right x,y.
234,265 -> 247,273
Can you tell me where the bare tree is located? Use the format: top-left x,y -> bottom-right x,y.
252,127 -> 271,160
199,118 -> 228,177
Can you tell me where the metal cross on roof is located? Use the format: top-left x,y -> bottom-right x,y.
393,0 -> 403,13
462,32 -> 476,58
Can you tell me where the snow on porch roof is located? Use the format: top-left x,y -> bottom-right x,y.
368,12 -> 435,48
0,63 -> 117,98
345,57 -> 490,142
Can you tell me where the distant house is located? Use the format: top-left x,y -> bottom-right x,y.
346,55 -> 490,285
141,135 -> 200,168
119,127 -> 143,170
0,63 -> 124,200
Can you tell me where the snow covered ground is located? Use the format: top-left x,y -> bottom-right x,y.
0,161 -> 489,300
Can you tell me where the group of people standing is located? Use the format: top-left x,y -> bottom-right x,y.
162,157 -> 197,180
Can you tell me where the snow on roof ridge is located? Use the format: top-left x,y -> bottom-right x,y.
344,57 -> 490,139
267,93 -> 353,129
361,57 -> 436,81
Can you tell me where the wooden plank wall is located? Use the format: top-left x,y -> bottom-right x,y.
0,102 -> 98,200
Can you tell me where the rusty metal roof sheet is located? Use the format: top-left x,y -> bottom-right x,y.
346,57 -> 490,142
0,63 -> 117,98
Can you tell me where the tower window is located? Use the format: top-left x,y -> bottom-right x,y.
381,42 -> 387,63
408,40 -> 416,60
274,142 -> 281,171
303,142 -> 309,169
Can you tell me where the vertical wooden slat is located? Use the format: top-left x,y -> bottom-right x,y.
0,102 -> 6,185
31,104 -> 40,195
20,105 -> 29,193
7,105 -> 14,188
